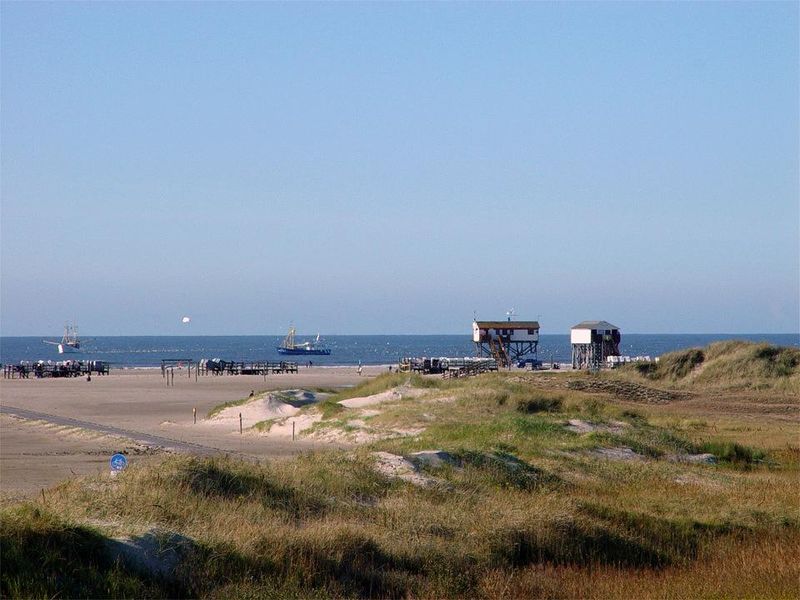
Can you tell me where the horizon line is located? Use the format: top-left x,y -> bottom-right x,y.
3,332 -> 799,338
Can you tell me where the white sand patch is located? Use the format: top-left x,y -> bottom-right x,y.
314,428 -> 386,444
262,411 -> 322,438
208,394 -> 300,430
423,395 -> 456,404
566,419 -> 627,434
310,423 -> 425,445
371,452 -> 445,488
588,447 -> 646,461
359,409 -> 382,418
394,427 -> 425,436
338,385 -> 424,409
339,389 -> 402,408
667,453 -> 716,465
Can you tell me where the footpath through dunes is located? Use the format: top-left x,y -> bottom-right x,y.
0,405 -> 226,456
0,366 -> 376,496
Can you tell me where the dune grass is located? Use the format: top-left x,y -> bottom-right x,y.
2,343 -> 798,598
4,444 -> 796,599
312,372 -> 442,420
623,341 -> 800,391
0,504 -> 172,598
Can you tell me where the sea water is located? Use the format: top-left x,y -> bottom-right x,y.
1,334 -> 797,368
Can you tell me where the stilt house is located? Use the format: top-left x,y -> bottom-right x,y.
570,321 -> 621,370
473,320 -> 539,368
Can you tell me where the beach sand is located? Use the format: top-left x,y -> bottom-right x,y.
0,366 -> 383,496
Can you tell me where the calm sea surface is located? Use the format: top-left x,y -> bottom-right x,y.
1,334 -> 798,368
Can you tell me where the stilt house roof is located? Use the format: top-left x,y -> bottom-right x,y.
571,321 -> 619,331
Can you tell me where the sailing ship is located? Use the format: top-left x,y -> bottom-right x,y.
276,327 -> 331,356
43,324 -> 82,354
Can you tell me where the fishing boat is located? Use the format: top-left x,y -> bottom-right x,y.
43,324 -> 82,354
277,327 -> 331,356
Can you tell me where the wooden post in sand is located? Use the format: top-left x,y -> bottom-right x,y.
239,413 -> 243,434
193,407 -> 196,424
292,421 -> 295,441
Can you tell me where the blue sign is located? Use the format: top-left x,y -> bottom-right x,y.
110,453 -> 128,471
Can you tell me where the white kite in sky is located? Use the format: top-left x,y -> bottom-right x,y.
181,316 -> 191,324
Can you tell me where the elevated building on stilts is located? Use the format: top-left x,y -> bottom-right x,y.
570,321 -> 621,370
473,319 -> 539,368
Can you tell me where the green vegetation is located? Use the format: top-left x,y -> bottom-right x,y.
316,397 -> 346,419
2,341 -> 798,598
624,341 -> 800,390
697,440 -> 767,467
251,420 -> 274,433
516,393 -> 563,414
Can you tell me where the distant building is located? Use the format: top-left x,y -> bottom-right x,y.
571,321 -> 621,370
473,320 -> 539,368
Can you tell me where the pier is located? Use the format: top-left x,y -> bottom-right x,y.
197,359 -> 298,376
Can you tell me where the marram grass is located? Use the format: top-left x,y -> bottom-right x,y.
2,341 -> 798,599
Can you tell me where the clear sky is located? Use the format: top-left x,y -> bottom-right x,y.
1,2 -> 798,336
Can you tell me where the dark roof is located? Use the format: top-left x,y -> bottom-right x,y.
571,320 -> 619,330
475,321 -> 539,329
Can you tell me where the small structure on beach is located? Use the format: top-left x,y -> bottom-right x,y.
571,321 -> 621,370
473,319 -> 539,368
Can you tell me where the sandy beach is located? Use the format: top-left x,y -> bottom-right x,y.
0,366 -> 384,497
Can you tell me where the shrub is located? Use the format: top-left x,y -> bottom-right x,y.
659,348 -> 705,379
634,362 -> 658,378
456,450 -> 559,491
491,518 -> 669,568
516,394 -> 563,414
699,441 -> 767,468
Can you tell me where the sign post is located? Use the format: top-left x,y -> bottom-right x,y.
110,453 -> 128,477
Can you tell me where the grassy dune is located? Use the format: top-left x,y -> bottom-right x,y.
2,342 -> 798,598
621,340 -> 800,391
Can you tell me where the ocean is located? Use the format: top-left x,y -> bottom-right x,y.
1,334 -> 798,368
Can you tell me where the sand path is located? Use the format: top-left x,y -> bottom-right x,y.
0,367 -> 377,496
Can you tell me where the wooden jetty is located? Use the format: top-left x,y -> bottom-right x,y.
197,359 -> 298,376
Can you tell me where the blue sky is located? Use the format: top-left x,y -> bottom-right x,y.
1,2 -> 798,336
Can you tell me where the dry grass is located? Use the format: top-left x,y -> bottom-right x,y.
479,532 -> 800,599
